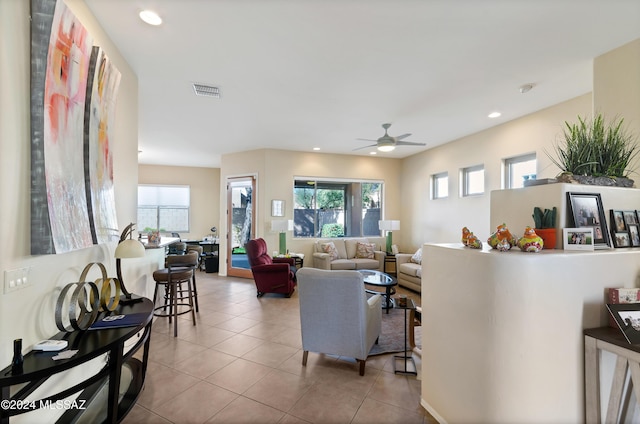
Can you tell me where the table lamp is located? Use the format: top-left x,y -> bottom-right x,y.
379,220 -> 400,254
271,219 -> 293,255
115,222 -> 146,304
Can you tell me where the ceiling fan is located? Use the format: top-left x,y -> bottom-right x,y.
354,123 -> 426,152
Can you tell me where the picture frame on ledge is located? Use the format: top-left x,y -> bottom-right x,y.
563,228 -> 594,251
607,303 -> 640,344
609,210 -> 640,248
566,192 -> 610,249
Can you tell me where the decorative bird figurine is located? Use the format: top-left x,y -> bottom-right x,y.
467,232 -> 483,249
517,226 -> 544,252
487,223 -> 517,251
461,227 -> 472,246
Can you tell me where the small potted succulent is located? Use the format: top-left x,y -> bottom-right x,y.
532,206 -> 557,249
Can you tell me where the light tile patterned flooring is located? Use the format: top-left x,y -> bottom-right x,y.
124,271 -> 435,424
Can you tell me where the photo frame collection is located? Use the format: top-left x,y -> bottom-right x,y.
610,209 -> 640,248
566,192 -> 611,249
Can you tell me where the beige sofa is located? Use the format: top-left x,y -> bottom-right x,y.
396,253 -> 422,292
312,238 -> 385,271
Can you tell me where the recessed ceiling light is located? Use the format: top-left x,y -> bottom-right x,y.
488,112 -> 501,118
369,151 -> 377,155
313,147 -> 320,151
139,10 -> 162,26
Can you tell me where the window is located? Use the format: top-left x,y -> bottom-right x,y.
293,179 -> 382,238
432,172 -> 448,199
137,185 -> 190,233
461,165 -> 485,196
504,153 -> 537,189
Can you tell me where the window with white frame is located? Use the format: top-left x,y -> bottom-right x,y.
137,185 -> 190,233
504,153 -> 537,189
432,172 -> 449,199
461,165 -> 485,196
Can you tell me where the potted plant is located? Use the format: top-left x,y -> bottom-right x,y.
532,206 -> 557,249
547,114 -> 638,187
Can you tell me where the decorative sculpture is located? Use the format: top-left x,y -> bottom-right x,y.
461,227 -> 472,246
487,223 -> 518,251
467,232 -> 483,249
517,226 -> 544,252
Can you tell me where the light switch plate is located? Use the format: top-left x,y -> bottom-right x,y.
3,268 -> 31,294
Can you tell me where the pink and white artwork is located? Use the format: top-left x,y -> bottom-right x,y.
43,0 -> 94,252
85,46 -> 121,244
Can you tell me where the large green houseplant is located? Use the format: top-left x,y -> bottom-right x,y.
548,114 -> 639,187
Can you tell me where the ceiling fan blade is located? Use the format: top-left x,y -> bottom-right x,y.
356,138 -> 377,142
353,144 -> 378,151
396,141 -> 427,147
395,133 -> 412,141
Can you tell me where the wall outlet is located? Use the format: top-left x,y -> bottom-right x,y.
3,268 -> 31,294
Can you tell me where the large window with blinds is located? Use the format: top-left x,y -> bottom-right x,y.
137,185 -> 190,233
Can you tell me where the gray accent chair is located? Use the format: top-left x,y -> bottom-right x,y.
296,268 -> 382,376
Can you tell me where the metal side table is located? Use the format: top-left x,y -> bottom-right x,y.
394,297 -> 418,375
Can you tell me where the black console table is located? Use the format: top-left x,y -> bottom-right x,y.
0,298 -> 153,424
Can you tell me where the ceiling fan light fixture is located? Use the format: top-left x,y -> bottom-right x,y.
377,145 -> 395,152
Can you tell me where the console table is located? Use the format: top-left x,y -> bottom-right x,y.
0,298 -> 153,423
584,326 -> 640,423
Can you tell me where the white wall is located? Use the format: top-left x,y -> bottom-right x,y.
0,0 -> 148,370
399,94 -> 592,252
138,164 -> 221,240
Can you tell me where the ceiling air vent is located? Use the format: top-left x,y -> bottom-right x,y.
192,83 -> 221,98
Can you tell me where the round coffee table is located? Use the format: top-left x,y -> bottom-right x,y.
357,269 -> 397,314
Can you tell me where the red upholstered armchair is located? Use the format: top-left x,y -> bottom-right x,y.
246,238 -> 297,297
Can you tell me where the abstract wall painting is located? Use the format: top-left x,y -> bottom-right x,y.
30,0 -> 120,254
85,46 -> 121,244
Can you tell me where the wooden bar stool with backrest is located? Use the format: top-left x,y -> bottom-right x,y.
152,251 -> 198,336
185,245 -> 203,311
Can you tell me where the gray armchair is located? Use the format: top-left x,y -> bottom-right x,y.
296,268 -> 382,376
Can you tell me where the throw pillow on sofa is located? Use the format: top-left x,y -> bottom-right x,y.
321,242 -> 339,260
411,248 -> 423,264
355,242 -> 376,259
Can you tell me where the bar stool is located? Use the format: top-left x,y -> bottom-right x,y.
185,245 -> 202,311
152,251 -> 198,336
186,244 -> 205,273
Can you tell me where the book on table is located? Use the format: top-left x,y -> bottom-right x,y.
607,303 -> 640,344
89,313 -> 148,330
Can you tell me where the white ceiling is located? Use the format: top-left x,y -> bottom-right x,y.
84,0 -> 640,168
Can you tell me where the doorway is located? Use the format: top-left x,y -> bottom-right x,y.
227,176 -> 256,278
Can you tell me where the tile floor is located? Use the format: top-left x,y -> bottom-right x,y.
124,271 -> 435,424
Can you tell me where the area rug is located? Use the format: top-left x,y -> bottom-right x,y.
369,307 -> 413,356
